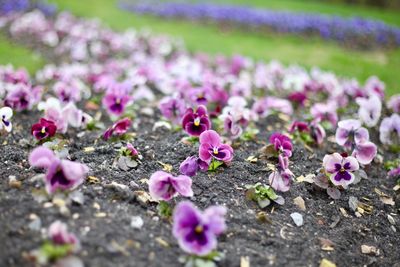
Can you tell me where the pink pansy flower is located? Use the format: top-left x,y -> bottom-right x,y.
172,201 -> 226,256
387,94 -> 400,113
364,76 -> 385,99
351,141 -> 377,165
356,95 -> 382,127
103,117 -> 132,141
323,153 -> 359,188
179,156 -> 209,177
102,86 -> 132,116
252,97 -> 293,119
379,114 -> 400,145
158,96 -> 187,124
48,221 -> 80,251
335,119 -> 368,149
4,84 -> 41,111
148,171 -> 193,201
53,81 -> 82,103
0,106 -> 13,133
269,155 -> 293,192
199,130 -> 234,164
310,102 -> 338,127
310,121 -> 326,145
29,146 -> 89,194
269,133 -> 293,157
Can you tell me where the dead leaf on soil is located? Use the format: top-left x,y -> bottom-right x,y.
339,207 -> 349,218
157,161 -> 173,172
87,176 -> 100,184
293,196 -> 306,211
134,190 -> 157,204
246,155 -> 258,163
380,196 -> 395,206
83,146 -> 95,153
361,245 -> 380,255
296,174 -> 315,183
318,238 -> 335,251
155,237 -> 169,248
320,259 -> 336,267
240,256 -> 250,267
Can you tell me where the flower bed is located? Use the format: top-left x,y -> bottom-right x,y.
120,1 -> 400,49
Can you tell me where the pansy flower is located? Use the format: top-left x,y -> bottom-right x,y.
323,153 -> 359,188
356,95 -> 382,127
29,146 -> 89,194
335,119 -> 368,149
310,102 -> 338,127
172,201 -> 226,256
148,171 -> 193,201
102,87 -> 132,116
0,107 -> 13,133
31,118 -> 57,140
48,221 -> 80,251
182,105 -> 211,136
103,118 -> 131,141
379,114 -> 400,146
159,96 -> 186,124
269,133 -> 293,157
179,156 -> 209,177
269,155 -> 293,192
199,130 -> 234,164
387,94 -> 400,113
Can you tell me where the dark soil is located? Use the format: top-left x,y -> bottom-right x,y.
1,106 -> 399,267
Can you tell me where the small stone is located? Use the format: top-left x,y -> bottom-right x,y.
8,176 -> 21,189
293,196 -> 306,211
56,256 -> 84,267
130,216 -> 144,229
72,213 -> 80,220
348,196 -> 359,212
28,217 -> 41,231
69,191 -> 84,205
320,259 -> 336,267
95,212 -> 107,218
387,215 -> 396,225
290,212 -> 303,227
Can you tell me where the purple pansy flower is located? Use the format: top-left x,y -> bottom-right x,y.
126,143 -> 139,157
387,94 -> 400,113
356,95 -> 382,127
4,84 -> 40,111
53,81 -> 81,103
310,102 -> 338,127
159,96 -> 186,124
199,130 -> 234,164
181,105 -> 211,136
148,171 -> 193,201
29,146 -> 89,194
364,76 -> 385,99
335,119 -> 368,149
388,166 -> 400,178
0,106 -> 13,133
102,87 -> 132,116
351,140 -> 377,165
172,201 -> 226,256
48,221 -> 80,251
289,121 -> 310,133
379,114 -> 400,145
31,118 -> 57,140
103,118 -> 132,141
179,156 -> 209,177
269,132 -> 293,157
323,153 -> 359,188
269,155 -> 293,192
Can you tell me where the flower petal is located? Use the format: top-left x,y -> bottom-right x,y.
171,175 -> 193,197
199,130 -> 221,147
322,153 -> 342,174
29,146 -> 56,169
353,141 -> 377,165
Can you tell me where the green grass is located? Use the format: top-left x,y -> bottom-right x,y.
48,0 -> 399,95
0,36 -> 45,74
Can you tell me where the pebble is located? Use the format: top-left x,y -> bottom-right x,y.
28,217 -> 41,231
348,196 -> 359,212
290,212 -> 304,227
8,175 -> 21,188
387,215 -> 395,225
130,216 -> 144,229
69,191 -> 85,205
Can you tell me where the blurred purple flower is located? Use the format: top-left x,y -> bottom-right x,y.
310,102 -> 338,127
356,95 -> 382,127
148,171 -> 193,201
172,201 -> 226,256
269,132 -> 293,157
48,221 -> 80,251
179,156 -> 208,177
29,146 -> 89,194
159,96 -> 186,124
388,94 -> 400,113
269,155 -> 293,192
379,114 -> 400,145
102,87 -> 132,116
103,117 -> 131,141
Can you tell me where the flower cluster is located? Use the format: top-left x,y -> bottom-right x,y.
122,1 -> 400,49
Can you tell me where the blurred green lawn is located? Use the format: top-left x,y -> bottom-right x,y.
1,0 -> 399,95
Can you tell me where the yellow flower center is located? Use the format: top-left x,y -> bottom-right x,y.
194,118 -> 200,126
195,225 -> 203,234
116,98 -> 121,104
41,127 -> 46,134
213,147 -> 219,155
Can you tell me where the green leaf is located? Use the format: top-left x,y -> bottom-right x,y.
40,242 -> 73,261
208,159 -> 224,171
157,201 -> 172,218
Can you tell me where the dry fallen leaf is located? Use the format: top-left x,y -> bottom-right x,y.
157,161 -> 173,172
339,208 -> 349,217
361,245 -> 379,255
134,190 -> 157,204
87,176 -> 100,184
155,237 -> 169,248
240,256 -> 250,267
246,155 -> 258,163
296,174 -> 315,183
380,196 -> 395,206
293,196 -> 306,211
318,238 -> 335,251
83,146 -> 95,153
320,259 -> 336,267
